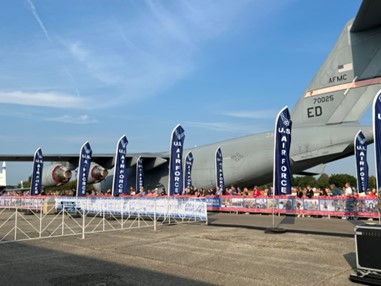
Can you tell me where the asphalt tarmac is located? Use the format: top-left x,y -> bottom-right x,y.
208,212 -> 373,236
0,212 -> 373,286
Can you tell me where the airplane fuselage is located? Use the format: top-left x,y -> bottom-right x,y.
109,123 -> 373,191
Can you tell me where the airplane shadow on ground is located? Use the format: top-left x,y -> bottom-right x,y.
0,240 -> 214,286
346,217 -> 380,227
206,212 -> 365,237
278,215 -> 295,226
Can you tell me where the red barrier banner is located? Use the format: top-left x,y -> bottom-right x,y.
206,196 -> 379,218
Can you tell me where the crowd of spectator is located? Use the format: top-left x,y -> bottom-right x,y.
180,183 -> 378,199
1,182 -> 379,198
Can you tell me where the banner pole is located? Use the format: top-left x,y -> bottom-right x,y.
39,203 -> 42,238
14,206 -> 18,241
205,199 -> 208,225
266,106 -> 291,234
82,208 -> 85,240
168,198 -> 171,225
61,204 -> 65,236
154,198 -> 157,231
272,194 -> 275,228
121,198 -> 124,230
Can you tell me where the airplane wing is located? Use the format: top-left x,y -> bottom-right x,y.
295,171 -> 320,176
0,154 -> 114,169
291,143 -> 350,162
295,164 -> 326,177
0,153 -> 169,170
1,187 -> 30,193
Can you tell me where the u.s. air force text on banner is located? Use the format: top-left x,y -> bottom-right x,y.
77,141 -> 92,196
184,152 -> 193,189
274,107 -> 292,195
373,91 -> 381,193
168,125 -> 185,195
112,135 -> 128,196
355,131 -> 368,193
215,147 -> 225,192
30,148 -> 43,196
136,156 -> 144,192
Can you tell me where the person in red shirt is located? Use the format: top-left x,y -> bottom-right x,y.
369,188 -> 377,198
253,186 -> 261,197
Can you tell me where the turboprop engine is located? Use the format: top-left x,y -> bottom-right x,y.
42,163 -> 72,186
87,162 -> 108,184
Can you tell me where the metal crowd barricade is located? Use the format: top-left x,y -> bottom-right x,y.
0,196 -> 208,243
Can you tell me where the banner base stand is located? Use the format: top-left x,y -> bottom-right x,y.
264,227 -> 287,234
349,273 -> 381,285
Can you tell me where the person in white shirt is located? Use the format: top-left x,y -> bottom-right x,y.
344,182 -> 353,197
342,182 -> 354,220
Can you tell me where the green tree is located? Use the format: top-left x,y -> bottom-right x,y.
18,180 -> 30,188
293,175 -> 316,188
328,174 -> 356,189
368,176 -> 376,189
291,176 -> 299,187
316,173 -> 330,189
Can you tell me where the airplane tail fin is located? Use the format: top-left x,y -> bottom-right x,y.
292,0 -> 381,127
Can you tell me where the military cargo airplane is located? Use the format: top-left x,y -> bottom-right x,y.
0,0 -> 380,193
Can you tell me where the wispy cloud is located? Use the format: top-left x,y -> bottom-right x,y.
56,1 -> 258,106
64,41 -> 122,85
49,134 -> 120,150
0,91 -> 89,108
11,1 -> 281,111
45,114 -> 97,124
68,42 -> 88,61
27,0 -> 51,41
63,68 -> 81,97
186,121 -> 257,133
223,109 -> 278,119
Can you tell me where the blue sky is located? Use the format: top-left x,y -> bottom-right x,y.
0,0 -> 369,185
